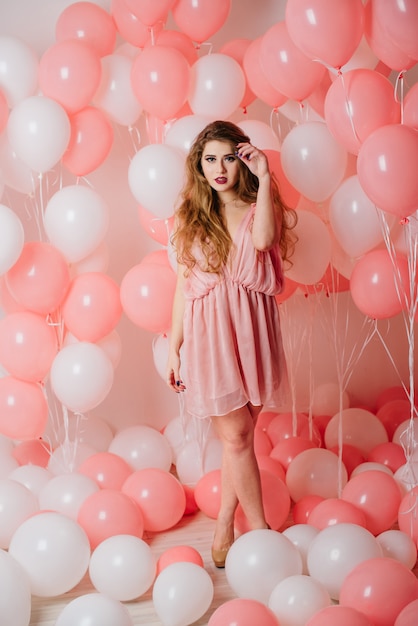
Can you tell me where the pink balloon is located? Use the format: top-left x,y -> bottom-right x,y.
208,598 -> 280,626
357,124 -> 418,218
111,0 -> 154,47
339,557 -> 418,626
329,445 -> 365,478
55,2 -> 117,57
324,69 -> 400,155
0,312 -> 57,382
131,45 -> 190,121
154,29 -> 198,66
220,38 -> 256,111
285,0 -> 365,69
243,37 -> 287,109
12,439 -> 52,468
62,272 -> 122,343
292,495 -> 325,525
78,452 -> 133,490
194,469 -> 222,519
137,205 -> 174,246
364,1 -> 416,71
172,0 -> 231,44
120,261 -> 176,334
39,40 -> 102,115
256,455 -> 286,483
367,442 -> 406,473
395,599 -> 418,626
270,437 -> 318,471
62,106 -> 113,177
306,605 -> 374,626
0,376 -> 48,440
341,470 -> 402,535
6,242 -> 70,315
404,83 -> 418,131
376,386 -> 410,411
260,21 -> 326,102
122,468 -> 186,532
156,545 -> 204,576
308,497 -> 367,530
77,488 -> 144,549
235,469 -> 291,532
267,412 -> 321,447
370,0 -> 418,62
350,249 -> 410,319
398,486 -> 418,547
123,0 -> 175,27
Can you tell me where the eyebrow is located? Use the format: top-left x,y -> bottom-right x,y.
204,152 -> 235,157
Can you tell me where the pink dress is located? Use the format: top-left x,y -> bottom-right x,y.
182,204 -> 289,419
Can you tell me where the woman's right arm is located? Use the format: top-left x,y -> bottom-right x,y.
166,261 -> 187,392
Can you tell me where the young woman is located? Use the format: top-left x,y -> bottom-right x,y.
166,120 -> 296,567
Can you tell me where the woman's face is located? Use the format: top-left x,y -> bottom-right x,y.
200,140 -> 240,193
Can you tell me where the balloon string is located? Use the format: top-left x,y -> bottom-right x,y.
339,70 -> 361,146
394,69 -> 407,124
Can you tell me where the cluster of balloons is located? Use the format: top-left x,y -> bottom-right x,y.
0,0 -> 417,623
0,384 -> 418,625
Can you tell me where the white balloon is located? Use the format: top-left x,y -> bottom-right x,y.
307,523 -> 383,600
8,464 -> 53,496
225,529 -> 303,605
0,478 -> 39,549
284,210 -> 332,285
50,342 -> 114,413
128,143 -> 185,218
377,529 -> 418,570
55,412 -> 114,453
108,425 -> 173,472
0,36 -> 38,107
311,382 -> 350,417
0,133 -> 38,194
268,574 -> 331,626
188,53 -> 246,119
0,204 -> 24,275
39,472 -> 99,520
47,442 -> 98,476
55,593 -> 134,626
330,175 -> 395,258
281,121 -> 347,202
44,185 -> 110,264
283,524 -> 320,575
93,54 -> 143,126
175,438 -> 223,485
7,95 -> 71,173
153,562 -> 213,626
0,548 -> 31,626
9,511 -> 91,597
89,535 -> 156,601
238,119 -> 281,151
165,114 -> 212,154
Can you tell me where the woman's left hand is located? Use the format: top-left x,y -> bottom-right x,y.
236,142 -> 270,179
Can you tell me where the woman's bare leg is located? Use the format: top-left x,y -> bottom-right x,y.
211,403 -> 266,552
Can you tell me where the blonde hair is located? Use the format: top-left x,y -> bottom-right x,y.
172,120 -> 297,273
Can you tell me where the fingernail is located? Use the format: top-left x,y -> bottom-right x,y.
176,380 -> 181,387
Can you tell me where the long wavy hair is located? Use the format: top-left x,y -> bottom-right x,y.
172,120 -> 297,274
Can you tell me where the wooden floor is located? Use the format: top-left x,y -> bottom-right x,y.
29,509 -> 418,625
30,511 -> 237,625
